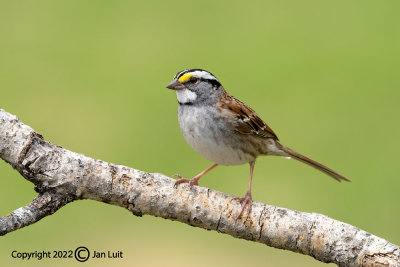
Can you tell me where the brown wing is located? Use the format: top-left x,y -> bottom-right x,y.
218,93 -> 279,140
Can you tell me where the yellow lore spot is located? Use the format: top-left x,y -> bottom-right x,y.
178,73 -> 193,83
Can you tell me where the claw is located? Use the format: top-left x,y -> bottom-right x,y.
233,191 -> 252,219
172,163 -> 218,189
174,177 -> 199,187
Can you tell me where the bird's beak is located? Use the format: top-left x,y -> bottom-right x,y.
166,79 -> 186,90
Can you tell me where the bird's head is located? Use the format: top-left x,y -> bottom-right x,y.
166,69 -> 223,105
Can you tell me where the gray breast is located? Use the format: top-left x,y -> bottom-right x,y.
177,105 -> 261,165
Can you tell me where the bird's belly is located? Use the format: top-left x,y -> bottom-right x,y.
183,131 -> 254,165
178,107 -> 257,165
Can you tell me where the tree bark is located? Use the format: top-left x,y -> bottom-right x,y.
0,109 -> 399,266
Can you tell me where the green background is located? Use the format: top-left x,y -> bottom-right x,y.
1,1 -> 399,266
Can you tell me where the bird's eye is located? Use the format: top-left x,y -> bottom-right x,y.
188,77 -> 198,84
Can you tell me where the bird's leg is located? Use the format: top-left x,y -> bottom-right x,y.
233,161 -> 255,219
174,163 -> 218,187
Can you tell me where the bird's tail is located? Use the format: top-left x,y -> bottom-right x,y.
275,142 -> 351,182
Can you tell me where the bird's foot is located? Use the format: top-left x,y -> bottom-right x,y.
233,191 -> 252,219
173,174 -> 200,187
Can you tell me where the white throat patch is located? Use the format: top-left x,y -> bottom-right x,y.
176,88 -> 197,104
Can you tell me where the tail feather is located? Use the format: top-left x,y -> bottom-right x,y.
277,143 -> 351,182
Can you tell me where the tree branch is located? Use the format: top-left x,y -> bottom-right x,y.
0,192 -> 72,235
0,109 -> 399,266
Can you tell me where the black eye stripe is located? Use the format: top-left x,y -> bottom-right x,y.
182,77 -> 221,87
205,78 -> 221,87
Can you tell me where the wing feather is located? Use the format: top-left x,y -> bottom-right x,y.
218,94 -> 279,140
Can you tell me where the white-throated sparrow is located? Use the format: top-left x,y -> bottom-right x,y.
166,69 -> 350,218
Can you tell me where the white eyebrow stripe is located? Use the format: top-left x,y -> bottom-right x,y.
191,70 -> 218,81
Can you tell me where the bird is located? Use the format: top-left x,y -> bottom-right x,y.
166,68 -> 350,218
